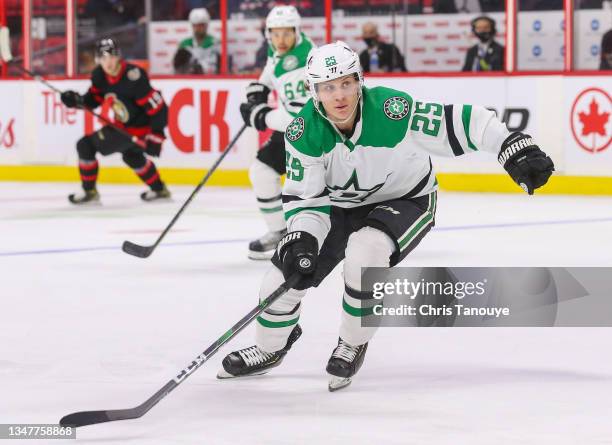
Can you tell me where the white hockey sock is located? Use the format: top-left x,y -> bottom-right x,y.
256,266 -> 306,352
339,227 -> 396,346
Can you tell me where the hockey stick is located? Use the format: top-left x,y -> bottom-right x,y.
122,124 -> 248,258
59,273 -> 301,428
0,26 -> 145,148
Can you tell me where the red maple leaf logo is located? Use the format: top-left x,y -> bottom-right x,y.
578,97 -> 610,137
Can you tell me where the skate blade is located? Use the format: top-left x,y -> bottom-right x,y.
328,376 -> 352,392
68,198 -> 102,206
216,369 -> 269,379
141,196 -> 172,203
248,250 -> 274,261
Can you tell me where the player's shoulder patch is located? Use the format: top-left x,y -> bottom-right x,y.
284,101 -> 336,158
127,67 -> 142,81
356,87 -> 412,148
383,96 -> 410,120
282,55 -> 299,71
285,116 -> 305,142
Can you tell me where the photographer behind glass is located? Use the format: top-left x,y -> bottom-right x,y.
462,16 -> 505,72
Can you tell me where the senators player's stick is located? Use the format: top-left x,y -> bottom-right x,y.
122,124 -> 247,258
0,26 -> 145,148
59,274 -> 300,428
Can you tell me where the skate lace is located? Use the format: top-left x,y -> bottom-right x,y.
238,345 -> 275,367
332,340 -> 359,362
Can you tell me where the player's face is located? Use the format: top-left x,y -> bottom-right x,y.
193,23 -> 207,40
99,54 -> 121,75
317,75 -> 361,123
269,28 -> 296,55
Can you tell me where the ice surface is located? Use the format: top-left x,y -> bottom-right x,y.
1,182 -> 611,444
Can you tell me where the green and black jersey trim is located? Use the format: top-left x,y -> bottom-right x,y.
397,192 -> 437,252
284,205 -> 331,221
444,104 -> 479,156
282,189 -> 329,204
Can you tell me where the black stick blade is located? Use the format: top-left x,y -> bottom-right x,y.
122,241 -> 154,258
60,408 -> 140,428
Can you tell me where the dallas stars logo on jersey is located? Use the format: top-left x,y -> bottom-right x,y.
328,170 -> 388,203
384,96 -> 410,120
283,55 -> 299,71
286,117 -> 305,142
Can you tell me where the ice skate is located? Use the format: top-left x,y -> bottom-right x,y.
217,324 -> 301,378
68,188 -> 100,205
326,338 -> 368,392
140,185 -> 171,202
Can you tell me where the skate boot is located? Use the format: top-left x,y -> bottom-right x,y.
217,324 -> 302,379
68,188 -> 100,205
140,185 -> 171,202
326,338 -> 368,392
248,228 -> 287,260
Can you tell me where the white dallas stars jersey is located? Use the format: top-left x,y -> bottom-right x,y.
283,86 -> 510,247
258,32 -> 315,132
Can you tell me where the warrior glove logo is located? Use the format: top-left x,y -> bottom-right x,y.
286,117 -> 305,142
384,96 -> 410,120
298,257 -> 312,271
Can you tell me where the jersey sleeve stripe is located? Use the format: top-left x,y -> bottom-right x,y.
461,105 -> 478,151
282,188 -> 329,204
284,206 -> 331,221
282,194 -> 304,203
444,105 -> 464,156
257,194 -> 282,203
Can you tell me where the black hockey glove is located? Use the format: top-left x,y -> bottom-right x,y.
245,82 -> 271,104
277,231 -> 318,291
144,133 -> 164,157
61,90 -> 84,109
498,132 -> 554,195
240,101 -> 272,131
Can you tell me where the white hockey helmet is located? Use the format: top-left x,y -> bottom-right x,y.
306,41 -> 364,106
266,5 -> 301,32
189,8 -> 210,25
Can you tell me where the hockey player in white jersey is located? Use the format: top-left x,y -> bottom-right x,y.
240,6 -> 316,259
219,42 -> 554,390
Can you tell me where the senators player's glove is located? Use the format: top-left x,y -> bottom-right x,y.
498,132 -> 554,195
61,90 -> 84,109
277,231 -> 318,290
144,133 -> 164,157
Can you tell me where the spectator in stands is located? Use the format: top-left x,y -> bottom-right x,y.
359,22 -> 407,73
600,29 -> 612,70
462,16 -> 504,72
174,7 -> 220,74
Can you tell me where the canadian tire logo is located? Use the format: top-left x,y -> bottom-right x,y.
570,87 -> 611,153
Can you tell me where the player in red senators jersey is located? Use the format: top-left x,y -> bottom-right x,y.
61,38 -> 171,204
